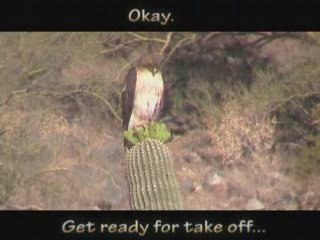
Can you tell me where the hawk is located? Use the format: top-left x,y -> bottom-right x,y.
122,53 -> 165,150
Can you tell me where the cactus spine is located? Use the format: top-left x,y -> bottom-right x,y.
127,139 -> 183,210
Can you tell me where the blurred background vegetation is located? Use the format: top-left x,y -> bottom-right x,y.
0,32 -> 319,210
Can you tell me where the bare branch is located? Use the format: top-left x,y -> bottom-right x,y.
99,33 -> 169,57
0,89 -> 122,122
126,32 -> 167,43
98,39 -> 142,56
161,33 -> 198,68
160,32 -> 174,56
202,32 -> 222,42
269,91 -> 320,115
21,163 -> 121,191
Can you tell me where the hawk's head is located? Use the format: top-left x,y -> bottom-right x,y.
138,53 -> 163,76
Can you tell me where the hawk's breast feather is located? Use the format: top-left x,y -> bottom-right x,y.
128,67 -> 164,130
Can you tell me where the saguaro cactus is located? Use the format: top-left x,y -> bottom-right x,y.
124,124 -> 183,210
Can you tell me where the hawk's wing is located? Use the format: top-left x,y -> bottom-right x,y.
122,68 -> 137,131
153,72 -> 165,120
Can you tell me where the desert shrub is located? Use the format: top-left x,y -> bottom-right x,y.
210,101 -> 275,164
289,135 -> 320,179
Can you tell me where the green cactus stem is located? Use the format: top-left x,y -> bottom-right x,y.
126,139 -> 183,210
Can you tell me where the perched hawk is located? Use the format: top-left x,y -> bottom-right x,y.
122,53 -> 165,150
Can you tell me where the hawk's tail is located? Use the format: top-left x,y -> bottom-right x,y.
123,138 -> 133,151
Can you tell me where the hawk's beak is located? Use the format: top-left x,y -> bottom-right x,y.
152,68 -> 158,76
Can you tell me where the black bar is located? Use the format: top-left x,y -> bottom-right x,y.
0,211 -> 319,240
1,0 -> 320,30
